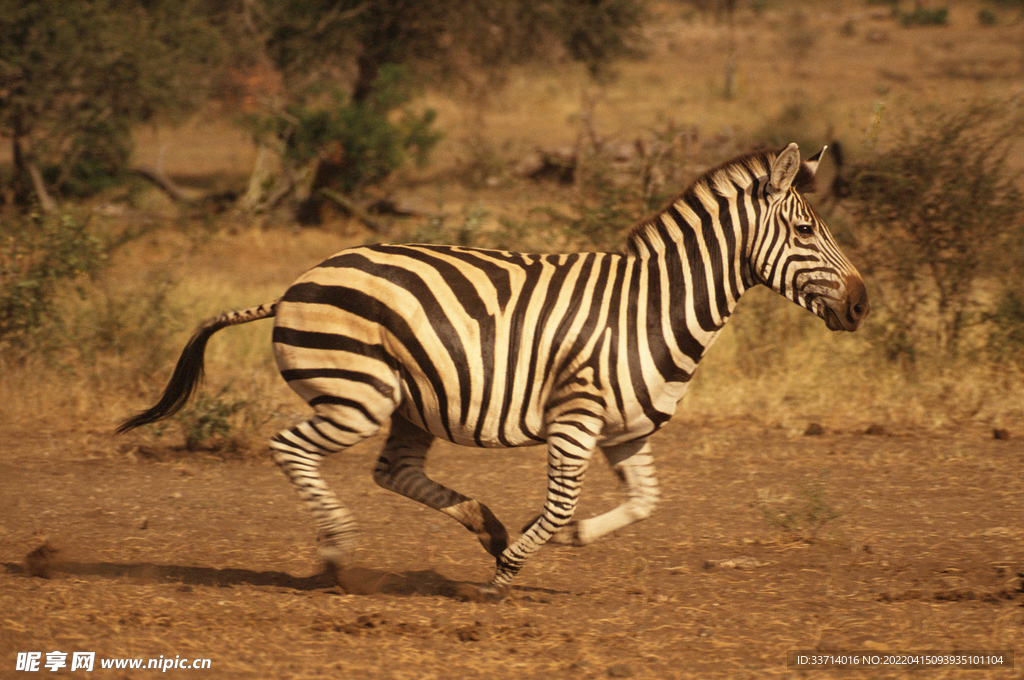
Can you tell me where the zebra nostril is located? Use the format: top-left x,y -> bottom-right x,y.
845,275 -> 869,325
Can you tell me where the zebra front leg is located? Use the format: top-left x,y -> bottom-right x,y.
491,420 -> 595,587
547,438 -> 659,546
373,415 -> 509,558
270,416 -> 371,575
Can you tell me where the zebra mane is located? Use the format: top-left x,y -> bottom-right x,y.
624,147 -> 817,256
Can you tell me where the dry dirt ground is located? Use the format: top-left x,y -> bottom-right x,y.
3,4 -> 1024,678
1,418 -> 1021,679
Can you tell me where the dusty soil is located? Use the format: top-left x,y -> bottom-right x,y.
2,6 -> 1024,677
2,418 -> 1021,679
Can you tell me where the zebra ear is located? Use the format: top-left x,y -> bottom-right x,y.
804,146 -> 827,176
769,143 -> 801,194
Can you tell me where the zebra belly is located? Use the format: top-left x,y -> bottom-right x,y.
396,400 -> 543,448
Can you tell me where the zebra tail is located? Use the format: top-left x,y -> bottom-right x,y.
115,301 -> 278,434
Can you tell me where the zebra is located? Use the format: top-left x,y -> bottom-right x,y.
118,143 -> 868,592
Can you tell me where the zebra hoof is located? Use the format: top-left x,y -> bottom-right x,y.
319,546 -> 356,589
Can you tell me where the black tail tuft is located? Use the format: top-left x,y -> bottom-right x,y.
115,323 -> 219,434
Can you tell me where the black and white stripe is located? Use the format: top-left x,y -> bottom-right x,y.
119,143 -> 868,589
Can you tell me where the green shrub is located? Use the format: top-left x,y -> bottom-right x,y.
42,118 -> 133,198
989,280 -> 1024,362
841,100 -> 1024,365
145,384 -> 257,453
179,387 -> 251,451
0,213 -> 106,353
72,271 -> 182,373
250,64 -> 442,195
898,5 -> 948,26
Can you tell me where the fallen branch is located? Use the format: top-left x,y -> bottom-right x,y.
130,166 -> 197,205
318,187 -> 386,233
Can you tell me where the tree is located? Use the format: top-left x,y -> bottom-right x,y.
0,0 -> 224,211
235,0 -> 648,219
254,0 -> 646,99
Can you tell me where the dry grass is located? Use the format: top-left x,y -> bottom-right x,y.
6,1 -> 1024,439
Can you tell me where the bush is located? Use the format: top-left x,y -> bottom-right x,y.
0,1 -> 223,205
178,387 -> 252,451
250,64 -> 442,196
558,150 -> 645,246
0,213 -> 106,353
841,99 -> 1024,364
898,5 -> 949,26
989,289 -> 1024,361
43,118 -> 133,198
977,7 -> 999,25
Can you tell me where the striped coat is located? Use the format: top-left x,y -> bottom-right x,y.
120,143 -> 868,591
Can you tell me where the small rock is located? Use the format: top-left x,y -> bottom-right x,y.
993,428 -> 1010,440
804,423 -> 825,436
25,543 -> 59,579
355,613 -> 386,629
865,423 -> 887,436
455,622 -> 485,642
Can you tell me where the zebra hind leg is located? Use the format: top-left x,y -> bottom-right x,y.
373,414 -> 510,559
540,438 -> 659,546
270,415 -> 373,577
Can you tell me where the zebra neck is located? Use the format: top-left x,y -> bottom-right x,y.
625,199 -> 751,381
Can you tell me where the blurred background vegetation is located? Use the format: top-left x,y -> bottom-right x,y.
2,0 -> 1023,449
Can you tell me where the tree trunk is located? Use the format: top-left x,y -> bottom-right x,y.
11,134 -> 58,213
25,158 -> 59,215
239,142 -> 281,212
352,52 -> 380,105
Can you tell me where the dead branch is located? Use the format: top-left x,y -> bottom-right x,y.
318,187 -> 387,233
130,166 -> 198,205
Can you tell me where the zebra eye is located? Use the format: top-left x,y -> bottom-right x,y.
795,222 -> 815,237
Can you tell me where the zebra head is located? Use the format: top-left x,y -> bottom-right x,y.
755,143 -> 868,332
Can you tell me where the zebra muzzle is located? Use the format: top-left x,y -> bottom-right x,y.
821,275 -> 869,332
